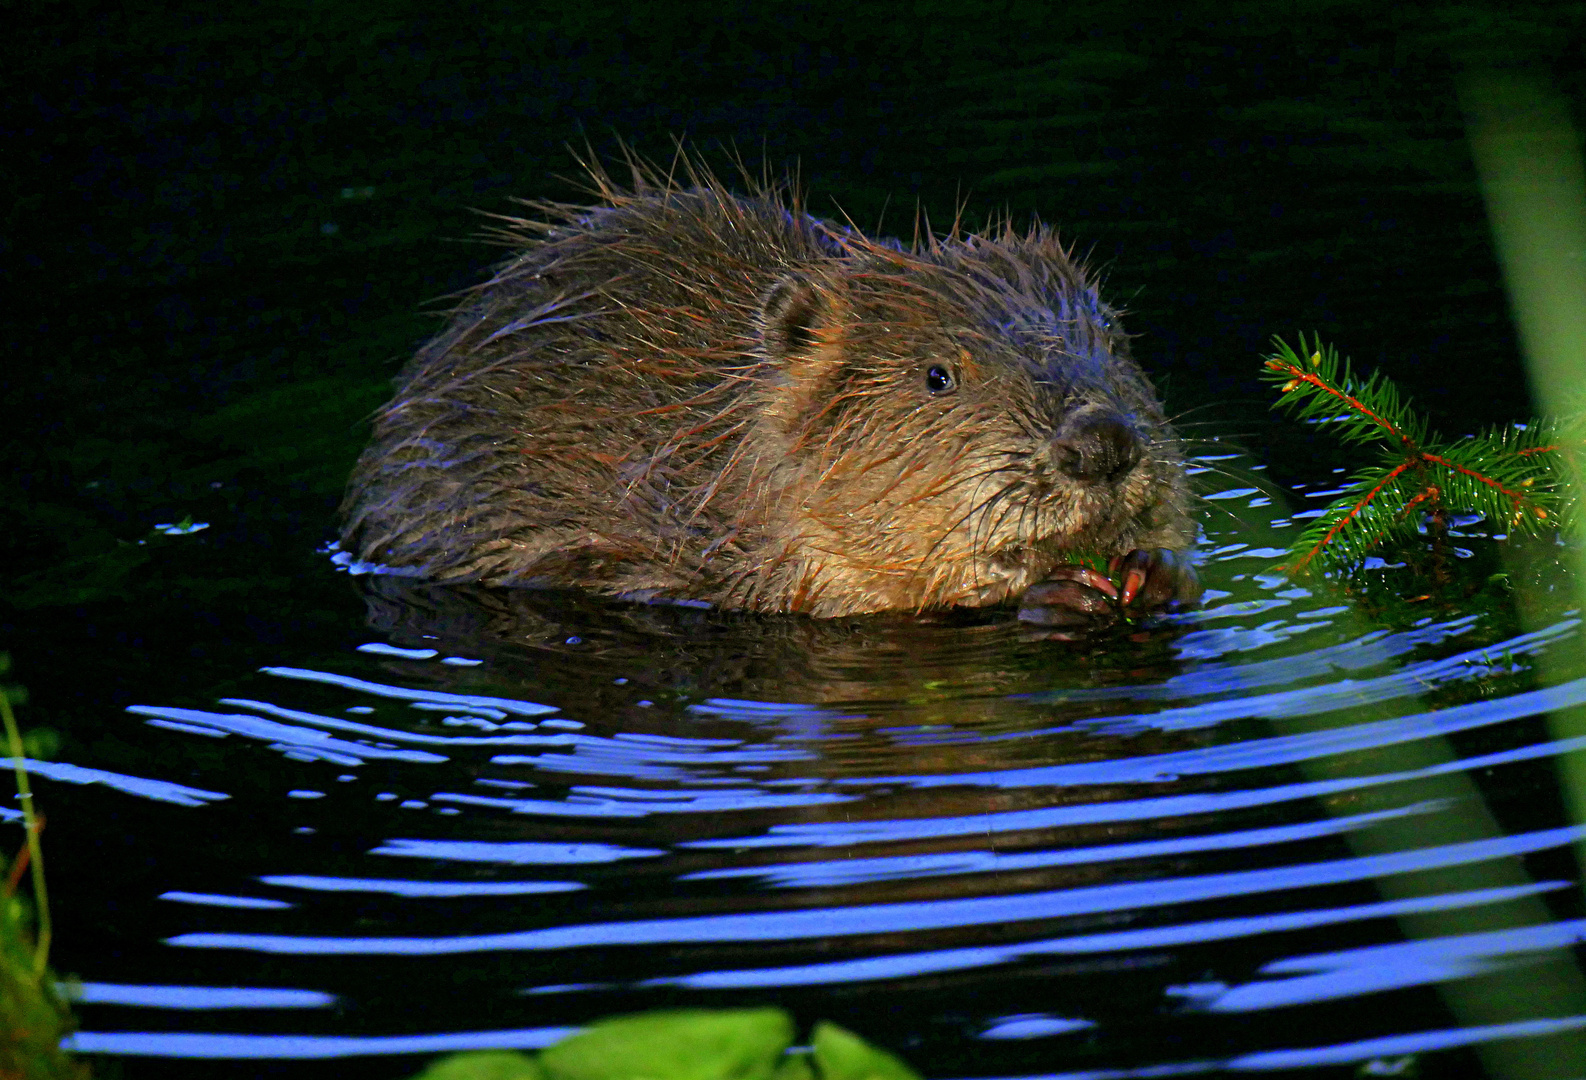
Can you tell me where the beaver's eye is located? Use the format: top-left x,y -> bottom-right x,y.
926,365 -> 955,395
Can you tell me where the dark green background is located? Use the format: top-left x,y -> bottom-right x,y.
5,7 -> 1586,1075
6,0 -> 1584,620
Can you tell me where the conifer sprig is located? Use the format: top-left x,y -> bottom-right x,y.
1263,334 -> 1429,454
1260,335 -> 1569,575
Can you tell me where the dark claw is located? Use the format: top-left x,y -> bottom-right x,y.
1030,564 -> 1119,600
1113,548 -> 1200,610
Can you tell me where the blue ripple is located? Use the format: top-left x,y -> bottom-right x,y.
72,984 -> 334,1010
258,666 -> 558,716
854,675 -> 1586,789
165,824 -> 1586,955
680,801 -> 1445,887
64,1026 -> 580,1059
1202,917 -> 1586,1012
636,883 -> 1565,990
259,876 -> 586,897
687,728 -> 1586,849
1228,1013 -> 1586,1070
1026,615 -> 1564,704
368,839 -> 663,864
1,758 -> 228,807
433,788 -> 854,816
159,892 -> 294,910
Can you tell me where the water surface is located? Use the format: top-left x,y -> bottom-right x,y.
28,462 -> 1586,1079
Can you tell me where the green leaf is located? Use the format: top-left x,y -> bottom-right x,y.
0,880 -> 86,1080
538,1008 -> 795,1080
770,1051 -> 816,1080
410,1050 -> 547,1080
810,1023 -> 921,1080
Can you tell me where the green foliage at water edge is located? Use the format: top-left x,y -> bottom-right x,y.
1,654 -> 88,1080
408,1010 -> 921,1080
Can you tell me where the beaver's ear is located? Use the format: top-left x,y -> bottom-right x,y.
755,273 -> 848,439
759,274 -> 839,360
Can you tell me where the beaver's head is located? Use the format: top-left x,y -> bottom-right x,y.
747,227 -> 1192,612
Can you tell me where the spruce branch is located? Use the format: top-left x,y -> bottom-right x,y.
1261,335 -> 1572,576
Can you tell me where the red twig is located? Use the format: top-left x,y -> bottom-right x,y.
1266,359 -> 1417,451
1419,453 -> 1528,503
1400,485 -> 1441,516
3,814 -> 43,899
4,841 -> 28,897
1290,460 -> 1414,573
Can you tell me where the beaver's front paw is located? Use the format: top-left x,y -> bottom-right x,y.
1017,549 -> 1200,629
1112,548 -> 1202,612
1016,565 -> 1121,627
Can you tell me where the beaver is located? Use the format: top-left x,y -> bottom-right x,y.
339,156 -> 1200,625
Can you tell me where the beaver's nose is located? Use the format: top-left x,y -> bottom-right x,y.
1051,407 -> 1143,484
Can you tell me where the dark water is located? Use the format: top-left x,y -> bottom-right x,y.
22,461 -> 1586,1079
13,3 -> 1586,1077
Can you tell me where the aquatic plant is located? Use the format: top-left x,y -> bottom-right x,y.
1,654 -> 87,1080
409,1009 -> 920,1080
1261,335 -> 1578,576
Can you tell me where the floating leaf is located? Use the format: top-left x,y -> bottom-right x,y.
770,1051 -> 816,1080
412,1050 -> 546,1080
810,1022 -> 921,1080
538,1008 -> 795,1080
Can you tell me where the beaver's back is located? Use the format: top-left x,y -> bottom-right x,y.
340,178 -> 837,593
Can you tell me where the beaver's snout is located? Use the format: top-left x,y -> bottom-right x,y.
1050,405 -> 1144,484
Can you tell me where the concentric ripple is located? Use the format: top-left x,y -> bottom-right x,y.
33,465 -> 1586,1078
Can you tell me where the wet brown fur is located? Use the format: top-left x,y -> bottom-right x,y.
340,152 -> 1194,616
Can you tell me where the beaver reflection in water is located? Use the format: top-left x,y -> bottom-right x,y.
340,159 -> 1200,627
